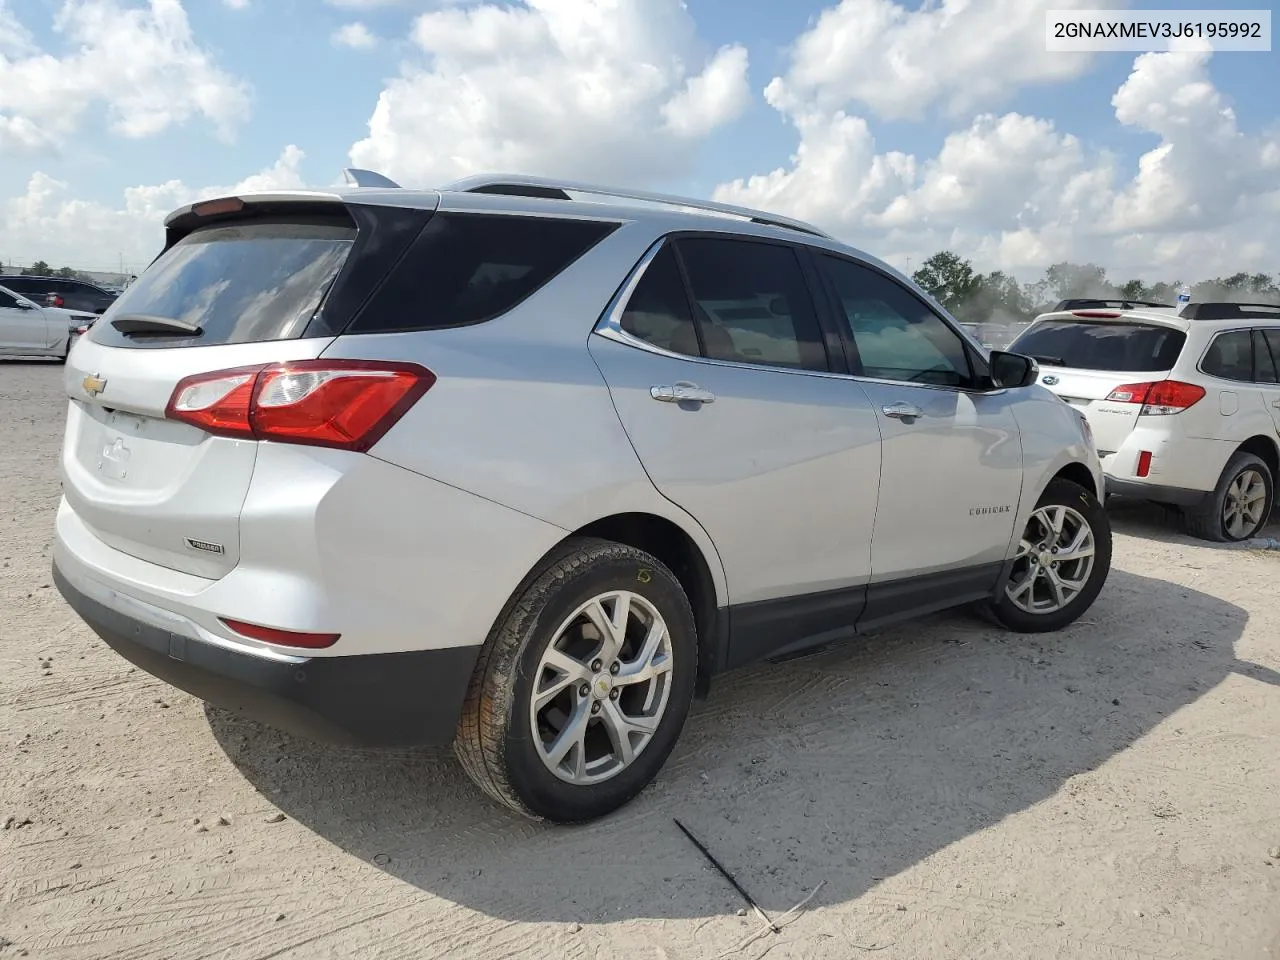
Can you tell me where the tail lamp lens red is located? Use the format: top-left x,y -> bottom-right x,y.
165,360 -> 435,451
220,618 -> 340,649
1104,380 -> 1205,415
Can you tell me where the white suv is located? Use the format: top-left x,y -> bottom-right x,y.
1009,301 -> 1280,541
54,171 -> 1110,822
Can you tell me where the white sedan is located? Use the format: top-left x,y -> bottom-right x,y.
0,283 -> 96,361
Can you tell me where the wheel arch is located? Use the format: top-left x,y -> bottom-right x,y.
1051,461 -> 1101,499
556,512 -> 725,696
1236,435 -> 1279,483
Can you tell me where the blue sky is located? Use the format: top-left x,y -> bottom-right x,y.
3,0 -> 1278,280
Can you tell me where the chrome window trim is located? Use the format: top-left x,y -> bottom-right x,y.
591,238 -> 1009,397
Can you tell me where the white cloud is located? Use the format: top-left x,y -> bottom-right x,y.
0,0 -> 252,154
332,21 -> 378,49
2,146 -> 306,272
767,0 -> 1125,122
223,0 -> 249,8
347,0 -> 751,187
717,49 -> 1280,282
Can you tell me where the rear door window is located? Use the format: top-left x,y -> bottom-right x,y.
349,213 -> 617,333
1011,319 -> 1185,371
1201,330 -> 1253,382
673,237 -> 828,371
90,219 -> 356,349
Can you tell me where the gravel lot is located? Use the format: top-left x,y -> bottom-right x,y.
2,358 -> 1279,960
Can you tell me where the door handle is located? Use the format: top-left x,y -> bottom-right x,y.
882,401 -> 924,421
651,383 -> 715,404
1272,399 -> 1280,409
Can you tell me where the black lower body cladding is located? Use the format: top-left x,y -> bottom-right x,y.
53,563 -> 479,747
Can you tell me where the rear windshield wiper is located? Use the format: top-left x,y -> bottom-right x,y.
1028,354 -> 1066,366
109,313 -> 203,337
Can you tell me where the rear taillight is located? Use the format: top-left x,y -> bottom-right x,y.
166,360 -> 435,451
220,617 -> 339,649
47,294 -> 65,308
1105,379 -> 1205,415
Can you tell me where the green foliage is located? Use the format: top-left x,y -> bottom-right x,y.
906,251 -> 1279,328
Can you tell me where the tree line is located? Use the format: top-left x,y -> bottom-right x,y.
2,260 -> 92,281
911,251 -> 1280,326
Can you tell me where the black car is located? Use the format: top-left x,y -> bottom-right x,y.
1,276 -> 118,314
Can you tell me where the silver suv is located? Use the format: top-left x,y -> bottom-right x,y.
53,171 -> 1111,822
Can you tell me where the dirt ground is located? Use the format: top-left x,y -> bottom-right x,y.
2,358 -> 1279,960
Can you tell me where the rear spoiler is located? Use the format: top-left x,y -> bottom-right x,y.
1051,298 -> 1174,311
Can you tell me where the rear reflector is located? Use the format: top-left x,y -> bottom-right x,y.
220,618 -> 340,649
1136,450 -> 1153,477
1105,380 -> 1205,415
166,360 -> 435,451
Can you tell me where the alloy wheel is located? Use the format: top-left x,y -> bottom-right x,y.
1223,468 -> 1268,540
1006,504 -> 1097,615
529,590 -> 674,785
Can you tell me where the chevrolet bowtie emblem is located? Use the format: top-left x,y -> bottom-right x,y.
82,374 -> 107,397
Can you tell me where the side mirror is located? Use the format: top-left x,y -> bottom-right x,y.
14,299 -> 35,311
989,350 -> 1039,389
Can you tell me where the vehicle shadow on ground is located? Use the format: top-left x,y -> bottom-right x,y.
208,568 -> 1255,923
1107,496 -> 1280,547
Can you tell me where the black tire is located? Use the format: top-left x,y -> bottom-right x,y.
454,537 -> 697,823
984,478 -> 1112,633
1183,452 -> 1273,543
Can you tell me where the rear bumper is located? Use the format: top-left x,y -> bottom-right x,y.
1103,476 -> 1209,508
54,562 -> 479,747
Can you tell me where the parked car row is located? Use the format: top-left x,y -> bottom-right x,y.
38,170 -> 1276,824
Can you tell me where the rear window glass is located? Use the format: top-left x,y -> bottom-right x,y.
89,220 -> 355,349
1010,319 -> 1185,372
349,213 -> 617,333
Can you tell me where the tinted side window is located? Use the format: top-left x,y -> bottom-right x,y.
675,238 -> 827,371
1253,329 -> 1278,383
821,255 -> 973,387
350,214 -> 617,333
0,289 -> 19,309
1201,330 -> 1253,382
620,245 -> 699,356
1264,331 -> 1280,381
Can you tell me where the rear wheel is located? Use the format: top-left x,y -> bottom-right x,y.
455,538 -> 697,822
1183,452 -> 1273,542
985,478 -> 1112,633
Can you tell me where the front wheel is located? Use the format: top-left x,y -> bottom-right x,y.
984,478 -> 1112,633
454,538 -> 697,823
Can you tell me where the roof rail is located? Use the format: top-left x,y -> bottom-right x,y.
1052,298 -> 1174,311
438,173 -> 833,239
1180,301 -> 1280,320
342,168 -> 401,189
